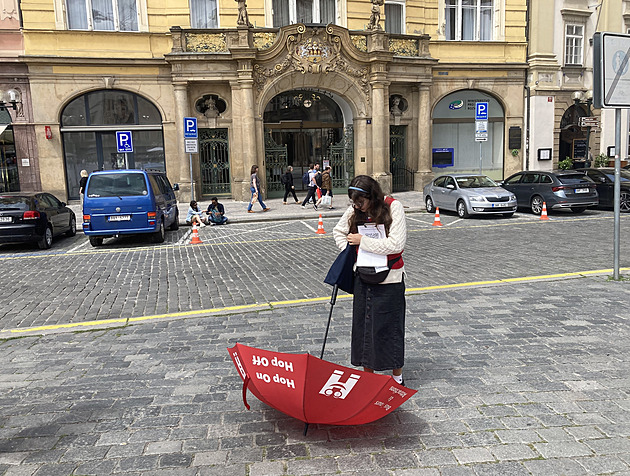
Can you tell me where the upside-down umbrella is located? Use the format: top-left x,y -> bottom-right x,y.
228,343 -> 416,427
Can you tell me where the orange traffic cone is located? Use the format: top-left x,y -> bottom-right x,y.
316,214 -> 326,234
540,202 -> 549,221
191,223 -> 203,244
432,207 -> 443,227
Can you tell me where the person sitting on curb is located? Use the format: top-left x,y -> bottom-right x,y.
186,200 -> 206,227
206,196 -> 228,225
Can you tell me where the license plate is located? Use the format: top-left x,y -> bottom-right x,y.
575,188 -> 589,194
0,216 -> 11,223
108,215 -> 131,222
492,203 -> 508,207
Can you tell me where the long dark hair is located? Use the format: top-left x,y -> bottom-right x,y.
347,175 -> 392,234
250,165 -> 258,175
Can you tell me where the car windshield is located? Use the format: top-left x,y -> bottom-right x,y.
0,196 -> 31,211
87,173 -> 148,197
603,170 -> 630,182
557,173 -> 593,185
455,176 -> 498,188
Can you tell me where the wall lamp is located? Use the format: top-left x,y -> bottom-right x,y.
0,88 -> 22,113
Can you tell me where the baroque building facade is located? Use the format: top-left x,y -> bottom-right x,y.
3,0 -> 528,201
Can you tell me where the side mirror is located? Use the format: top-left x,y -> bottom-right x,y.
61,202 -> 66,207
173,183 -> 180,191
446,184 -> 455,190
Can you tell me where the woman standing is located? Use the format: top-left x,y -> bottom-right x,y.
79,170 -> 89,202
332,175 -> 407,385
247,165 -> 270,213
281,166 -> 299,205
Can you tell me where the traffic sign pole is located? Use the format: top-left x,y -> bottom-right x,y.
184,118 -> 198,201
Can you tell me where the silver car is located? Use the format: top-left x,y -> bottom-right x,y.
423,174 -> 517,218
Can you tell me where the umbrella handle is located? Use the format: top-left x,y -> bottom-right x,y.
242,375 -> 251,410
320,285 -> 339,359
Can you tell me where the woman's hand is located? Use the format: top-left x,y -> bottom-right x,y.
347,233 -> 362,246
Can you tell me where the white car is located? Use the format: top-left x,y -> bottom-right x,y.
423,174 -> 517,218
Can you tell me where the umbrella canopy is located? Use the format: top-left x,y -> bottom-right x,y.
228,343 -> 416,426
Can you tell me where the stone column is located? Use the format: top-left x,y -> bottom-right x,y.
172,81 -> 191,199
415,84 -> 433,190
238,77 -> 257,201
371,80 -> 390,193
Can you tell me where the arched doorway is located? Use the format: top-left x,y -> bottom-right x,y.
432,90 -> 505,180
0,109 -> 19,192
263,89 -> 353,197
559,105 -> 588,164
60,90 -> 165,200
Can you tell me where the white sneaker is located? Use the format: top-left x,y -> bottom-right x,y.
301,205 -> 306,209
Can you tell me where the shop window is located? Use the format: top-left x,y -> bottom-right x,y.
65,0 -> 138,31
190,0 -> 218,28
0,121 -> 19,193
385,1 -> 404,34
565,24 -> 584,66
272,0 -> 336,27
61,90 -> 164,199
445,0 -> 493,41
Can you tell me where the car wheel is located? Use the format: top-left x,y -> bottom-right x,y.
502,213 -> 514,218
530,195 -> 544,215
571,206 -> 587,214
66,215 -> 77,237
425,196 -> 435,214
456,200 -> 469,218
89,236 -> 103,247
38,226 -> 53,249
152,219 -> 165,243
169,210 -> 179,231
620,191 -> 630,213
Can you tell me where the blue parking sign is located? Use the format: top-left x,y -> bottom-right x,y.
184,117 -> 198,138
116,131 -> 133,153
475,102 -> 488,121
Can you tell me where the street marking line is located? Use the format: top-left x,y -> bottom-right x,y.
3,268 -> 627,337
66,239 -> 91,253
301,220 -> 317,233
447,218 -> 463,227
177,229 -> 192,245
405,216 -> 433,226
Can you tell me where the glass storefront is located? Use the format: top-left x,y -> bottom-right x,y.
432,90 -> 505,180
61,90 -> 164,200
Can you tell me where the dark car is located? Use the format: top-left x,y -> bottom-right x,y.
500,170 -> 598,215
0,192 -> 76,249
582,168 -> 630,212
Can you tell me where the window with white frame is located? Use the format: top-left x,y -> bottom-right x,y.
66,0 -> 138,30
272,0 -> 336,27
565,24 -> 584,65
445,0 -> 493,41
385,1 -> 405,34
190,0 -> 217,28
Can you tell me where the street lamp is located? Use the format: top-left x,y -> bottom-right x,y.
0,88 -> 22,113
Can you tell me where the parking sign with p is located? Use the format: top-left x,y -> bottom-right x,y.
184,117 -> 198,138
475,102 -> 488,121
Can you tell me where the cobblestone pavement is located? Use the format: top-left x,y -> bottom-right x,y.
0,198 -> 629,475
1,275 -> 630,475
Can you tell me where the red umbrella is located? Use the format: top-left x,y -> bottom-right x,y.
228,343 -> 416,426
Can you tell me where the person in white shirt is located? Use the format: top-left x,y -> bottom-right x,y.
332,175 -> 408,386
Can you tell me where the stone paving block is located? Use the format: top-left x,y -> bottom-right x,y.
197,464 -> 248,476
59,445 -> 109,462
158,453 -> 193,468
248,461 -> 285,476
574,455 -> 630,474
585,437 -> 630,455
490,443 -> 538,461
3,464 -> 40,476
523,457 -> 590,475
533,440 -> 594,458
336,453 -> 375,472
73,459 -> 118,475
285,457 -> 339,475
494,429 -> 542,444
105,443 -> 146,458
31,463 -> 77,476
536,427 -> 574,442
373,451 -> 418,470
265,444 -> 307,460
452,447 -> 495,464
414,449 -> 458,467
0,452 -> 28,465
392,469 -> 440,476
117,455 -> 160,472
144,440 -> 183,455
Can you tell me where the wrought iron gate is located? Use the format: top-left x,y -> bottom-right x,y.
327,126 -> 354,189
199,128 -> 231,196
264,130 -> 288,197
390,125 -> 414,192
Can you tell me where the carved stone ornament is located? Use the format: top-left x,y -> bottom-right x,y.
253,25 -> 370,102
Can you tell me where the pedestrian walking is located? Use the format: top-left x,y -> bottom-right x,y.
281,166 -> 300,204
317,165 -> 333,209
332,175 -> 407,385
301,163 -> 320,210
247,165 -> 270,213
79,170 -> 88,203
186,200 -> 206,227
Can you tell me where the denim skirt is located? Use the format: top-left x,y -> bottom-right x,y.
351,275 -> 406,371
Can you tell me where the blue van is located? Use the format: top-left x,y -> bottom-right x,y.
83,169 -> 179,247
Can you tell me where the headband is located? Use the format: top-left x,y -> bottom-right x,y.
348,186 -> 368,194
